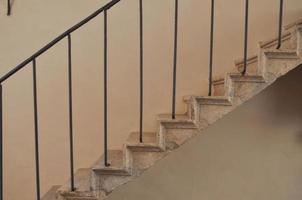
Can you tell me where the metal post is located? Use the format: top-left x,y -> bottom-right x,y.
32,59 -> 41,200
242,0 -> 249,75
172,0 -> 178,119
139,0 -> 144,143
104,9 -> 110,167
276,0 -> 284,49
0,84 -> 3,200
67,34 -> 75,191
208,0 -> 215,96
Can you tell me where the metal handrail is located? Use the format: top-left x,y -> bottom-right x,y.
0,0 -> 120,83
7,0 -> 11,16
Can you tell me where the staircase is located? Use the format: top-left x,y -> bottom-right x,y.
39,18 -> 302,200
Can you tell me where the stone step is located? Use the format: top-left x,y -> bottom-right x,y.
158,114 -> 197,129
212,73 -> 265,97
262,49 -> 298,59
183,95 -> 232,106
57,168 -> 96,200
126,132 -> 164,152
92,150 -> 131,176
228,73 -> 265,83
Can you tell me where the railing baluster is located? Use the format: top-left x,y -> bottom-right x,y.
208,0 -> 215,96
172,0 -> 178,119
67,34 -> 75,191
104,9 -> 110,167
139,0 -> 144,143
242,0 -> 249,75
0,84 -> 3,200
7,0 -> 11,16
277,0 -> 284,49
32,59 -> 41,200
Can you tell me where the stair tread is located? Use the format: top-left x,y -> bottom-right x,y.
126,132 -> 163,151
158,114 -> 192,122
184,96 -> 232,106
229,73 -> 265,82
127,132 -> 157,144
263,48 -> 297,54
213,74 -> 265,83
92,150 -> 130,175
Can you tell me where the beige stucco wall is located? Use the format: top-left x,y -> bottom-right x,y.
107,65 -> 302,200
0,0 -> 302,199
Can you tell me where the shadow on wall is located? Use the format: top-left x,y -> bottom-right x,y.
261,64 -> 302,126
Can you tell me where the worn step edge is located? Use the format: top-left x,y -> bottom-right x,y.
126,143 -> 164,152
183,95 -> 232,106
92,167 -> 131,176
228,73 -> 266,83
158,114 -> 197,129
92,150 -> 132,176
263,49 -> 298,59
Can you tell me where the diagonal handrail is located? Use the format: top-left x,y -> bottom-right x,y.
0,0 -> 120,84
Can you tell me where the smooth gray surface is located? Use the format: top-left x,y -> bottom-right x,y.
107,65 -> 302,200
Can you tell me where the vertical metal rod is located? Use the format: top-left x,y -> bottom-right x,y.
242,0 -> 249,75
104,9 -> 110,167
0,84 -> 3,200
32,59 -> 41,200
276,0 -> 284,49
172,0 -> 178,120
208,0 -> 215,96
139,0 -> 144,143
7,0 -> 11,16
67,34 -> 75,191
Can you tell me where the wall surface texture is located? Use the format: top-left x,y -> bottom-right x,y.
0,0 -> 302,199
107,65 -> 302,200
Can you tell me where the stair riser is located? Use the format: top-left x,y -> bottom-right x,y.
131,151 -> 167,170
232,81 -> 267,102
296,26 -> 302,54
261,52 -> 301,81
159,122 -> 197,130
197,104 -> 235,128
127,146 -> 163,152
91,174 -> 133,197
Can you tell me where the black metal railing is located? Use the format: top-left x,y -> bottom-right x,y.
67,33 -> 75,191
0,0 -> 287,199
277,0 -> 284,49
139,0 -> 144,142
242,0 -> 249,75
32,58 -> 41,200
7,0 -> 11,16
208,0 -> 215,96
172,0 -> 178,119
103,9 -> 110,167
